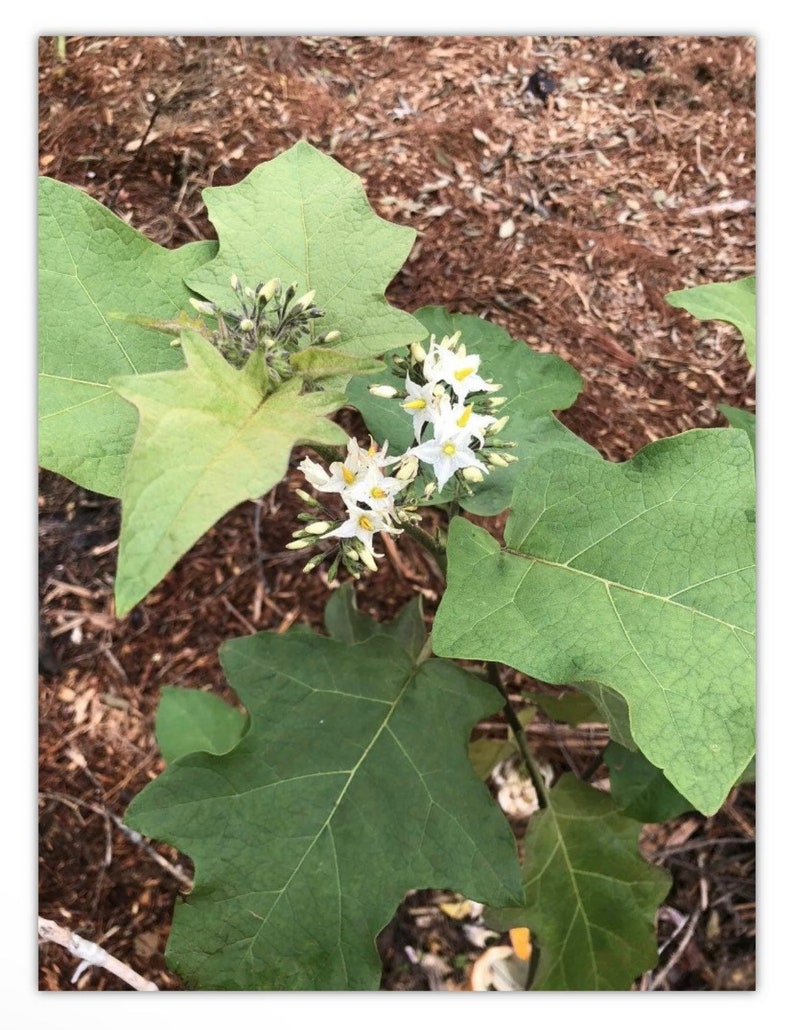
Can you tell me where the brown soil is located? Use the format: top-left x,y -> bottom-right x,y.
38,35 -> 756,991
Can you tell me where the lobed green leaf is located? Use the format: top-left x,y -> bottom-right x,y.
433,429 -> 756,815
126,631 -> 522,990
38,176 -> 216,496
488,775 -> 671,990
185,141 -> 424,362
112,329 -> 348,615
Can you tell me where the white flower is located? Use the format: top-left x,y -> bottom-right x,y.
423,340 -> 500,401
299,437 -> 395,499
409,428 -> 488,492
433,394 -> 497,447
400,375 -> 441,442
322,503 -> 401,552
345,463 -> 406,517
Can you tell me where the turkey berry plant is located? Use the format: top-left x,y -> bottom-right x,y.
38,142 -> 755,991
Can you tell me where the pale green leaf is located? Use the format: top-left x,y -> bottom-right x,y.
126,631 -> 522,990
488,775 -> 671,990
346,306 -> 594,515
433,429 -> 756,815
155,687 -> 247,766
38,176 -> 217,496
666,276 -> 756,366
112,329 -> 347,615
185,141 -> 424,360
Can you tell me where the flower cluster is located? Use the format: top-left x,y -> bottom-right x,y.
290,331 -> 516,578
398,332 -> 510,491
287,437 -> 420,579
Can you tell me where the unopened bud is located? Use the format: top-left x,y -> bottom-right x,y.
295,290 -> 316,311
486,415 -> 510,436
486,396 -> 508,409
500,453 -> 519,464
304,521 -> 332,536
245,286 -> 256,300
317,330 -> 341,344
422,481 -> 437,499
259,278 -> 280,302
302,553 -> 325,573
230,274 -> 240,291
285,539 -> 315,550
487,453 -> 509,468
395,455 -> 419,481
462,466 -> 485,483
239,318 -> 254,333
410,341 -> 427,364
357,544 -> 378,572
189,298 -> 217,316
295,488 -> 321,507
369,384 -> 398,399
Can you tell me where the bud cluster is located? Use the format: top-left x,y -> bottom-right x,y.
190,275 -> 340,382
291,331 -> 517,580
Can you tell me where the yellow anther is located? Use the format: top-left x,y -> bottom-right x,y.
403,398 -> 427,410
358,515 -> 375,532
342,466 -> 356,485
371,486 -> 387,499
456,404 -> 473,428
442,443 -> 457,456
454,366 -> 476,382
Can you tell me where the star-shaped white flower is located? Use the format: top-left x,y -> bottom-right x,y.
423,341 -> 500,401
322,503 -> 401,551
409,429 -> 488,492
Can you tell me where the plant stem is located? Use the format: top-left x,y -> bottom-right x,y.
401,522 -> 447,577
487,662 -> 550,809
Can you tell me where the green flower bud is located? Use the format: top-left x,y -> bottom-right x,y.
189,298 -> 217,316
302,553 -> 325,573
461,466 -> 485,482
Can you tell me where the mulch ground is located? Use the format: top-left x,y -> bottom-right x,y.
38,34 -> 756,991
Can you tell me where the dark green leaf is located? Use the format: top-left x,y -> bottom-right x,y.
126,631 -> 522,989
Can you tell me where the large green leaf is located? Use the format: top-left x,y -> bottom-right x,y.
488,775 -> 671,990
666,276 -> 756,366
111,329 -> 347,616
347,307 -> 594,515
185,141 -> 423,359
126,631 -> 522,990
38,176 -> 217,497
433,429 -> 756,815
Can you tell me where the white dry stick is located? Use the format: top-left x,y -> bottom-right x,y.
38,917 -> 159,991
